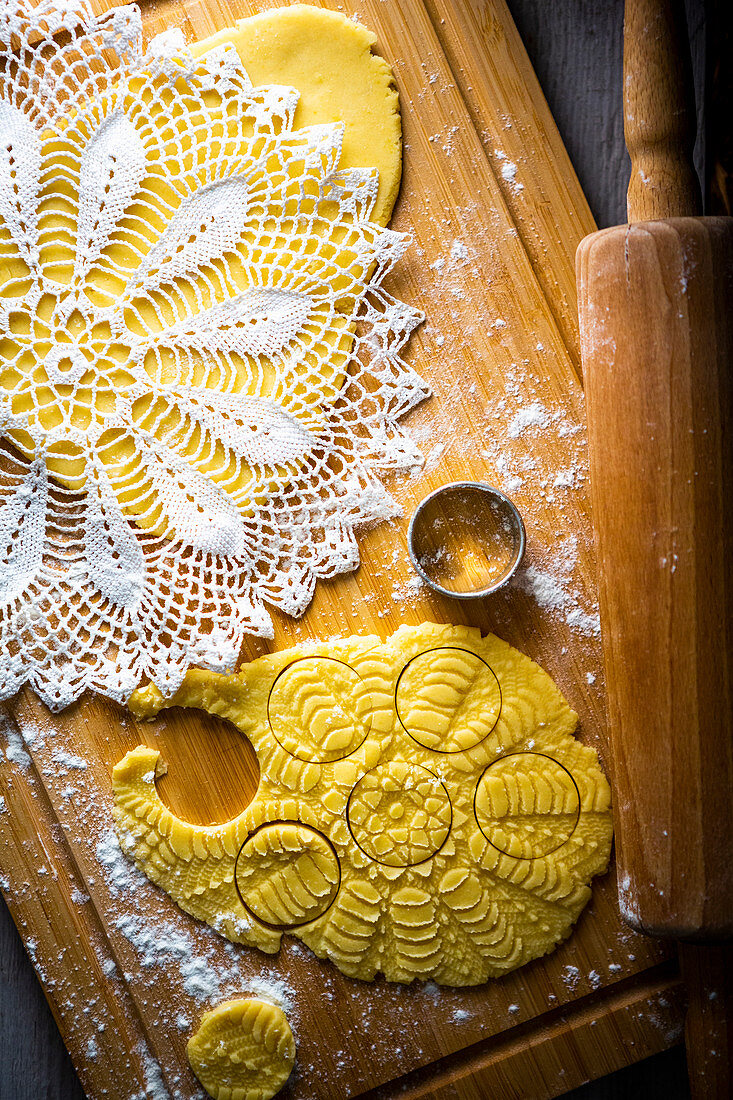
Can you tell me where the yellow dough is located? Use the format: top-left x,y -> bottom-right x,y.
187,997 -> 295,1100
113,624 -> 613,986
0,6 -> 402,514
192,5 -> 401,226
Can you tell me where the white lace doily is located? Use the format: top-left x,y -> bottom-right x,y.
0,2 -> 427,709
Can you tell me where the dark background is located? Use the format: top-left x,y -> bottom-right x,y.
0,0 -> 725,1097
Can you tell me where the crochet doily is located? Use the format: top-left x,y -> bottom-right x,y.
114,624 -> 613,986
0,1 -> 426,710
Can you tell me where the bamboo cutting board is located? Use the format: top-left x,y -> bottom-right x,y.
0,2 -> 686,1098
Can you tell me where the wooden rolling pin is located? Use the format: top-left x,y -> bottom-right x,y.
576,0 -> 732,1091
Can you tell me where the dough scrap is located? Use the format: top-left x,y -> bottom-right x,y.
187,997 -> 295,1100
114,624 -> 613,985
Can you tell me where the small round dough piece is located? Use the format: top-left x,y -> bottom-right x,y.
187,997 -> 295,1100
193,4 -> 402,225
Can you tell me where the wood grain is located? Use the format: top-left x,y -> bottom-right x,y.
578,216 -> 733,940
624,0 -> 702,220
0,1 -> 685,1098
680,944 -> 733,1099
361,963 -> 685,1099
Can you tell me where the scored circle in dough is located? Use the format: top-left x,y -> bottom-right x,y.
186,996 -> 295,1100
113,624 -> 613,986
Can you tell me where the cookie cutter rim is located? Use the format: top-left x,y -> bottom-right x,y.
407,481 -> 526,599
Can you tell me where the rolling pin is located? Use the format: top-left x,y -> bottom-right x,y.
576,0 -> 732,1092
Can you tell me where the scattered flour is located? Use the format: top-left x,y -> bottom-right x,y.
96,831 -> 147,896
421,980 -> 441,1004
391,575 -> 425,603
495,453 -> 523,493
131,1041 -> 170,1100
113,909 -> 237,1007
518,537 -> 601,639
51,749 -> 88,772
422,441 -> 449,472
96,829 -> 298,1025
100,957 -> 117,979
562,964 -> 581,989
247,973 -> 297,1015
0,713 -> 32,770
494,149 -> 524,193
180,954 -> 221,1002
507,401 -> 550,439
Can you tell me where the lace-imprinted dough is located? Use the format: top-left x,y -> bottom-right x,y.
114,624 -> 613,985
235,822 -> 341,927
187,997 -> 295,1100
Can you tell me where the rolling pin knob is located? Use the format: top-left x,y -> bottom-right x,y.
624,0 -> 702,221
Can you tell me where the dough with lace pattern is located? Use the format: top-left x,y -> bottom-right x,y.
187,997 -> 295,1100
113,623 -> 613,986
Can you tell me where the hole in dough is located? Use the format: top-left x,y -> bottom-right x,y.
135,706 -> 260,826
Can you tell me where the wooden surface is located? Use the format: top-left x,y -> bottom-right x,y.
680,944 -> 733,1099
0,1 -> 707,1098
578,215 -> 733,940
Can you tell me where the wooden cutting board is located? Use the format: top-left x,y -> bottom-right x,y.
0,1 -> 686,1098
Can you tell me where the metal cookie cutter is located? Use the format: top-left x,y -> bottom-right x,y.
407,481 -> 526,599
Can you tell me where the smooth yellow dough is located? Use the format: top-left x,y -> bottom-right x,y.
187,997 -> 295,1100
113,624 -> 613,986
192,5 -> 401,226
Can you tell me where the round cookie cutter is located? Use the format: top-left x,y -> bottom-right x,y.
407,481 -> 526,599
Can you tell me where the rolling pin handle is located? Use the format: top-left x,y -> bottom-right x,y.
624,0 -> 702,220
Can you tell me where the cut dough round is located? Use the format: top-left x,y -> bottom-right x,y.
267,656 -> 373,762
395,646 -> 502,752
187,997 -> 295,1100
475,752 -> 581,859
347,761 -> 452,866
235,821 -> 341,927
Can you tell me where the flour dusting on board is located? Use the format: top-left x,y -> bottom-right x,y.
130,1042 -> 170,1100
0,713 -> 32,772
96,831 -> 296,1010
495,149 -> 525,193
